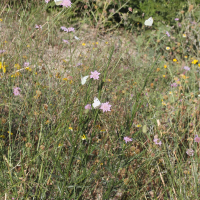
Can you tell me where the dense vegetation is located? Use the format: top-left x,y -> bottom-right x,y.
0,0 -> 200,199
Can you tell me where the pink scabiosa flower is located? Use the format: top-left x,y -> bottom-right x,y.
166,31 -> 170,37
175,18 -> 179,21
67,27 -> 75,32
61,26 -> 68,32
24,62 -> 30,67
124,136 -> 133,143
186,149 -> 194,156
45,0 -> 50,3
90,70 -> 100,80
61,0 -> 72,8
63,39 -> 69,44
171,82 -> 178,88
85,104 -> 92,110
35,24 -> 42,29
153,135 -> 162,146
194,135 -> 200,143
100,102 -> 112,113
183,66 -> 190,71
13,87 -> 21,96
0,50 -> 6,54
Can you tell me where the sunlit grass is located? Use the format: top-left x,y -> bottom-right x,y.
0,0 -> 200,199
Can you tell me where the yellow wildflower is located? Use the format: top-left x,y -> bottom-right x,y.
173,58 -> 177,62
136,124 -> 142,127
166,47 -> 170,50
192,59 -> 198,64
25,67 -> 32,71
7,131 -> 13,135
164,65 -> 167,68
82,134 -> 86,140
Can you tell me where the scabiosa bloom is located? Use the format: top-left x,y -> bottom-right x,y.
166,31 -> 170,37
175,18 -> 179,21
194,135 -> 200,143
24,62 -> 30,67
76,63 -> 82,66
13,87 -> 21,96
61,0 -> 72,8
67,27 -> 75,32
184,66 -> 190,71
90,70 -> 100,80
0,50 -> 6,54
35,24 -> 42,29
100,102 -> 112,113
61,26 -> 68,32
153,135 -> 162,146
124,136 -> 133,143
186,149 -> 194,156
85,104 -> 92,110
171,82 -> 178,88
63,39 -> 69,44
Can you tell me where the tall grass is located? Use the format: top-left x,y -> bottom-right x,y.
0,0 -> 200,199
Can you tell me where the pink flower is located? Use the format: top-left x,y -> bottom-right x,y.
128,7 -> 132,12
90,70 -> 100,80
186,149 -> 194,156
67,27 -> 75,32
124,136 -> 133,143
171,82 -> 178,87
61,0 -> 72,8
175,18 -> 179,21
166,31 -> 170,37
35,24 -> 42,29
45,0 -> 50,3
153,135 -> 162,146
24,62 -> 30,67
85,104 -> 92,110
0,50 -> 6,54
61,26 -> 68,32
183,66 -> 190,71
100,102 -> 112,113
61,26 -> 74,32
194,135 -> 200,143
13,87 -> 21,96
63,39 -> 69,44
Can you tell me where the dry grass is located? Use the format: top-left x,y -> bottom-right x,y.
0,1 -> 200,199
